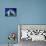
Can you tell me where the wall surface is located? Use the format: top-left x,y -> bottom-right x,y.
0,0 -> 46,45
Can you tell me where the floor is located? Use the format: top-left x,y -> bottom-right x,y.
0,40 -> 46,46
0,44 -> 18,46
19,40 -> 46,46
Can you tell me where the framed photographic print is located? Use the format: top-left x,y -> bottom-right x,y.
5,8 -> 17,17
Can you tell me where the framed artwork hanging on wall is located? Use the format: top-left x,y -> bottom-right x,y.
5,8 -> 17,17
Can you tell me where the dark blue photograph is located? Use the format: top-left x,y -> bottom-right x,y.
5,8 -> 17,17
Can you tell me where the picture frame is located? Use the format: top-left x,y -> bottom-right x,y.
5,8 -> 17,17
